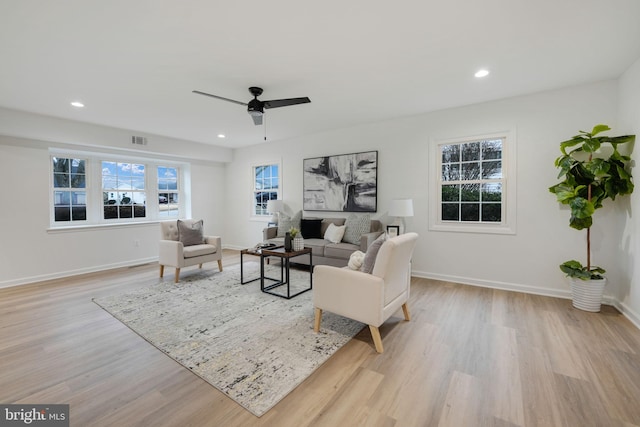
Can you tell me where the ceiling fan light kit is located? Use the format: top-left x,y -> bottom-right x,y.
193,86 -> 310,126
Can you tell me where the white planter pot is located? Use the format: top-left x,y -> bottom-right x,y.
569,277 -> 606,312
293,236 -> 304,251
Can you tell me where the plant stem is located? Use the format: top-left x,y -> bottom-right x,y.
587,153 -> 592,272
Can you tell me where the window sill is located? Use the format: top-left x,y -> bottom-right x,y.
47,221 -> 159,233
429,222 -> 516,235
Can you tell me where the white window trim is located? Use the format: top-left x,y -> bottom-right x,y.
428,129 -> 517,235
48,148 -> 189,229
250,159 -> 282,221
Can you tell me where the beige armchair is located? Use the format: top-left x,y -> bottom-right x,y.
313,232 -> 418,353
159,219 -> 223,283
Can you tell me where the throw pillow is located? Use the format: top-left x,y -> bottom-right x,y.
348,250 -> 365,270
324,222 -> 346,244
361,233 -> 386,274
300,218 -> 323,239
342,214 -> 371,245
277,210 -> 302,237
177,219 -> 205,246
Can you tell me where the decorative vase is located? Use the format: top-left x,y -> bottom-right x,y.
293,235 -> 304,251
284,232 -> 292,251
569,277 -> 606,312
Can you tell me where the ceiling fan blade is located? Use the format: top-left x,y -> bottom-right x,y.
192,90 -> 247,106
251,113 -> 263,125
263,97 -> 311,109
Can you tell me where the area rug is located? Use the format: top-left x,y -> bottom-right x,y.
92,262 -> 363,417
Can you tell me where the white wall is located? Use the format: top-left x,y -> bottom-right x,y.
618,57 -> 640,324
225,80 -> 623,302
2,76 -> 637,324
0,111 -> 229,287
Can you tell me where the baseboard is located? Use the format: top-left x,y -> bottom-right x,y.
610,300 -> 640,330
411,269 -> 573,300
0,257 -> 158,289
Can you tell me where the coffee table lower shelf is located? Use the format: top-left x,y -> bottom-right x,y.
239,247 -> 283,285
260,247 -> 313,299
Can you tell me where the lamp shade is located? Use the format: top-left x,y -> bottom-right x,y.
266,199 -> 284,214
389,199 -> 414,217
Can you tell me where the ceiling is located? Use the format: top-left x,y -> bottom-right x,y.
2,0 -> 640,149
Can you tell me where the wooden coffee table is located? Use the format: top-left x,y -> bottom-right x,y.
239,246 -> 283,285
259,247 -> 313,299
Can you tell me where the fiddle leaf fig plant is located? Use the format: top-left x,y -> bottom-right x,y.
549,124 -> 635,280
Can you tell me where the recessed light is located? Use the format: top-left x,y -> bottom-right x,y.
474,69 -> 490,78
70,101 -> 85,108
217,134 -> 226,138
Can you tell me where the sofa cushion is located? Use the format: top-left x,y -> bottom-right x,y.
343,214 -> 371,245
303,238 -> 327,257
324,223 -> 346,244
183,243 -> 217,258
178,219 -> 204,246
277,211 -> 302,237
320,218 -> 346,236
324,242 -> 359,259
361,233 -> 386,274
301,218 -> 323,239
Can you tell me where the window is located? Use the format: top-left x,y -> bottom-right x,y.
52,157 -> 87,223
158,166 -> 179,218
430,131 -> 516,234
49,151 -> 187,228
102,161 -> 146,219
252,163 -> 280,217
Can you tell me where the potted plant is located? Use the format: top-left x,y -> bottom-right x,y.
549,124 -> 635,311
289,227 -> 304,251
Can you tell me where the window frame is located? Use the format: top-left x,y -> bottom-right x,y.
101,160 -> 148,222
157,165 -> 181,219
250,161 -> 281,220
429,130 -> 516,235
51,156 -> 89,224
49,149 -> 188,229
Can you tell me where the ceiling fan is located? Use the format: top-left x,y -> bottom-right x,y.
192,86 -> 311,125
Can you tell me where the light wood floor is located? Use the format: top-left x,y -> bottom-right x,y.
2,250 -> 640,426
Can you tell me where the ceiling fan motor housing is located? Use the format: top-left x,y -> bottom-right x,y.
247,99 -> 264,114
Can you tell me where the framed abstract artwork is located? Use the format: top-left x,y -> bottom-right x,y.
303,150 -> 377,212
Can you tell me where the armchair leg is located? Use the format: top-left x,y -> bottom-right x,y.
217,259 -> 223,272
314,308 -> 322,333
159,265 -> 165,278
402,303 -> 411,321
174,268 -> 180,283
369,325 -> 384,353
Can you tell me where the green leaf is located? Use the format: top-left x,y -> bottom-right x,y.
608,134 -> 636,146
569,214 -> 592,230
591,124 -> 611,136
560,137 -> 586,155
569,197 -> 594,218
583,138 -> 601,153
559,260 -> 605,280
587,158 -> 610,177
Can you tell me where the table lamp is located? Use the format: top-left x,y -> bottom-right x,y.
266,199 -> 284,224
388,198 -> 414,234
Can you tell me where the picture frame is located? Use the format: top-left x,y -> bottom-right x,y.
386,225 -> 400,237
303,150 -> 377,212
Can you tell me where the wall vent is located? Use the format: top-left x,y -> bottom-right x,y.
131,136 -> 148,146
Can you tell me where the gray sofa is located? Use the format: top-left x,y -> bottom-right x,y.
262,217 -> 383,267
